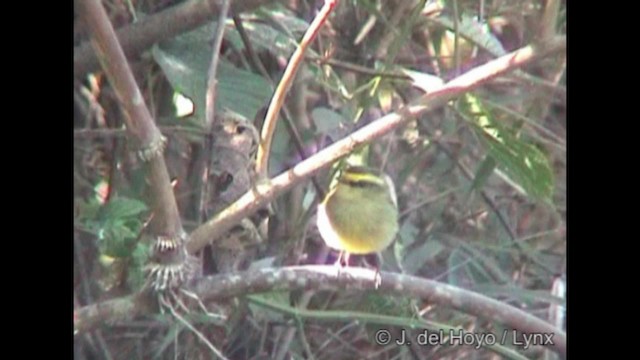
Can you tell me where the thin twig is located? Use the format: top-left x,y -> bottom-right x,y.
198,0 -> 232,223
306,55 -> 411,79
273,289 -> 316,360
255,0 -> 338,176
232,14 -> 269,77
373,0 -> 413,60
529,0 -> 565,132
73,126 -> 205,139
251,294 -> 532,359
187,36 -> 566,253
399,186 -> 462,218
159,295 -> 230,360
430,131 -> 519,243
423,26 -> 442,77
452,0 -> 461,76
74,238 -> 114,360
232,13 -> 325,196
421,127 -> 518,241
205,0 -> 231,130
481,97 -> 566,151
425,128 -> 558,276
74,237 -> 96,308
279,107 -> 326,198
539,0 -> 561,42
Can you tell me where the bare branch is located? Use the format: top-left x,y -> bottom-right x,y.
205,0 -> 231,129
75,266 -> 566,357
198,0 -> 232,222
75,0 -> 182,238
255,0 -> 338,176
74,292 -> 150,335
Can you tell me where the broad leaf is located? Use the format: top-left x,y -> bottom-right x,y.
435,14 -> 507,57
460,94 -> 554,200
152,22 -> 272,124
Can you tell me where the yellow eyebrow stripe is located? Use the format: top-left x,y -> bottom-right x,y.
340,171 -> 385,186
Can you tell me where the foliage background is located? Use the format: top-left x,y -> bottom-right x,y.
74,0 -> 566,359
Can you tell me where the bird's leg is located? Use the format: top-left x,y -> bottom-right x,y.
362,253 -> 382,288
333,251 -> 351,267
343,252 -> 351,267
373,266 -> 382,289
333,251 -> 352,280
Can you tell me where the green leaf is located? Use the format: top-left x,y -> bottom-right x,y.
402,239 -> 445,275
460,94 -> 555,200
248,292 -> 290,322
153,322 -> 186,359
86,197 -> 148,258
445,248 -> 495,285
152,22 -> 272,123
435,14 -> 507,57
394,221 -> 418,270
447,248 -> 467,286
359,293 -> 414,318
311,107 -> 345,133
474,285 -> 566,307
99,196 -> 147,220
75,197 -> 101,222
257,6 -> 310,34
398,221 -> 420,248
99,222 -> 138,258
459,242 -> 511,284
376,81 -> 394,112
127,243 -> 150,290
401,68 -> 444,93
470,155 -> 497,193
226,6 -> 309,58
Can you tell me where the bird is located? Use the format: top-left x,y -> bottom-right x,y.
316,165 -> 399,267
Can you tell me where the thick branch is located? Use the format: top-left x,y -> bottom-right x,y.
74,0 -> 272,76
187,36 -> 566,253
76,0 -> 182,236
75,266 -> 566,357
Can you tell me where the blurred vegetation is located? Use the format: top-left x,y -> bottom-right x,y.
74,0 -> 566,359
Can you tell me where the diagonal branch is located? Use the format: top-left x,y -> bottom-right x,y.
75,0 -> 182,239
187,36 -> 566,254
